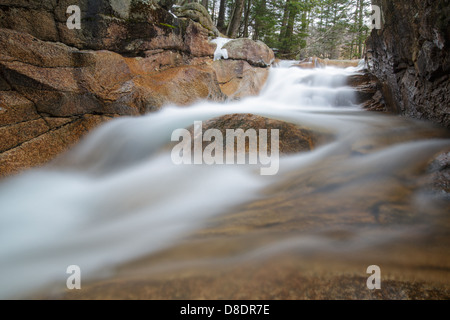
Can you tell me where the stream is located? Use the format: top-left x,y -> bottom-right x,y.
0,61 -> 449,299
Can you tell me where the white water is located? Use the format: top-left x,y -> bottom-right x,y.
0,62 -> 449,298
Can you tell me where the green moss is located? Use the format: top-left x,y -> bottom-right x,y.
159,23 -> 177,29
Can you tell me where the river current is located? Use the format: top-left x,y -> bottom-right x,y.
0,61 -> 449,299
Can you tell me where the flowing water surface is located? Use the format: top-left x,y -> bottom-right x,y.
1,61 -> 449,299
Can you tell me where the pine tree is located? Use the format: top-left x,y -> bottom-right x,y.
208,0 -> 371,59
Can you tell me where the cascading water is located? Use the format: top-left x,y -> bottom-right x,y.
0,62 -> 449,299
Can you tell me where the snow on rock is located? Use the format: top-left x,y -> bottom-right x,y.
210,37 -> 232,61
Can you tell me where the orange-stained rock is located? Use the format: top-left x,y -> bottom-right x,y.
0,91 -> 40,126
183,21 -> 217,57
0,115 -> 113,177
134,65 -> 226,108
0,3 -> 273,177
124,50 -> 188,76
0,119 -> 50,153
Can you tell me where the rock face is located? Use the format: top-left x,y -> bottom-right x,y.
347,72 -> 386,111
212,60 -> 269,99
0,0 -> 174,55
0,0 -> 216,57
428,152 -> 450,194
0,1 -> 274,176
366,0 -> 450,128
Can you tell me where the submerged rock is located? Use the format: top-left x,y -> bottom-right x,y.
185,113 -> 331,155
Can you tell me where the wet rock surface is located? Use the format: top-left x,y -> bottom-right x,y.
367,0 -> 450,128
428,152 -> 450,195
347,72 -> 386,110
186,113 -> 331,154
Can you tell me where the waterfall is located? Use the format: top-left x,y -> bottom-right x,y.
0,63 -> 449,299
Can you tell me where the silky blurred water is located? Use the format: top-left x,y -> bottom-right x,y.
0,62 -> 449,299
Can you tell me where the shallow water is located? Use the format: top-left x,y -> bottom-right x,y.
0,62 -> 449,299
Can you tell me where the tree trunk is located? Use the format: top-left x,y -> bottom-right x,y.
202,0 -> 209,11
352,0 -> 359,58
243,0 -> 251,38
301,11 -> 307,32
358,0 -> 364,58
279,0 -> 290,42
285,1 -> 297,41
227,0 -> 245,38
217,0 -> 226,33
211,0 -> 216,23
330,1 -> 339,59
299,10 -> 308,48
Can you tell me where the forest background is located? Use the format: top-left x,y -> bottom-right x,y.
196,0 -> 372,59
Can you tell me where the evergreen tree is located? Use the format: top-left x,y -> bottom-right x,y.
206,0 -> 371,59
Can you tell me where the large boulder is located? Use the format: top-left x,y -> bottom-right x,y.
186,113 -> 331,155
222,39 -> 275,68
172,2 -> 219,37
366,0 -> 450,128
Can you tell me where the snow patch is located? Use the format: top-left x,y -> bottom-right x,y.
168,10 -> 177,19
210,37 -> 232,61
